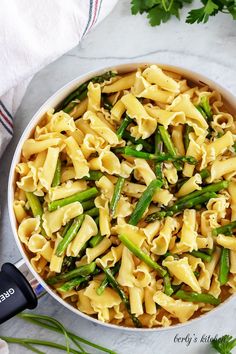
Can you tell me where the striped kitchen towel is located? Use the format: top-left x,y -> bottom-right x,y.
0,0 -> 118,158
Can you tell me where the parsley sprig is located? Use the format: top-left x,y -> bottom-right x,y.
131,0 -> 236,25
211,335 -> 236,354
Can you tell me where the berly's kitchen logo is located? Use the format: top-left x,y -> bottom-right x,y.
174,333 -> 220,347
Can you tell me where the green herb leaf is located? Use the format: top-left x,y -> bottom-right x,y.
228,3 -> 236,19
147,5 -> 173,25
131,0 -> 160,14
211,335 -> 236,354
130,0 -> 235,26
131,0 -> 145,14
186,0 -> 219,23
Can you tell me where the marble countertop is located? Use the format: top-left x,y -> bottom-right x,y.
1,1 -> 236,353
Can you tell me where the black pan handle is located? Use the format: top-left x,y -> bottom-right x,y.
0,263 -> 38,324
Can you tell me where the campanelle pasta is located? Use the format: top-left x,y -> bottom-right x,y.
14,64 -> 236,329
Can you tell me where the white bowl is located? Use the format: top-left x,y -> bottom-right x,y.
8,63 -> 236,331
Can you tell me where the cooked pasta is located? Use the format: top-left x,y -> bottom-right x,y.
14,64 -> 236,329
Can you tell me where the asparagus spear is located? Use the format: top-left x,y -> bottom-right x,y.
103,267 -> 142,328
63,91 -> 87,114
122,131 -> 153,152
110,177 -> 125,217
61,256 -> 76,273
129,179 -> 162,225
57,276 -> 89,292
59,71 -> 117,112
62,221 -> 73,237
199,168 -> 210,180
154,130 -> 163,180
196,105 -> 208,120
85,207 -> 99,217
113,147 -> 152,159
203,248 -> 214,256
155,129 -> 162,153
199,96 -> 212,121
46,262 -> 96,285
128,143 -> 143,151
146,210 -> 174,221
146,192 -> 217,222
89,232 -> 103,248
82,171 -> 103,181
172,191 -> 217,214
118,234 -> 167,277
163,273 -> 174,296
81,199 -> 95,211
174,180 -> 228,207
25,192 -> 47,237
158,125 -> 182,170
196,97 -> 213,139
116,115 -> 133,139
219,248 -> 230,285
155,162 -> 163,183
102,94 -> 113,111
48,187 -> 99,211
189,250 -> 212,263
51,158 -> 61,187
94,216 -> 99,226
113,146 -> 197,164
175,289 -> 220,305
56,215 -> 85,256
158,126 -> 177,156
171,284 -> 183,293
25,192 -> 43,217
97,262 -> 120,295
184,125 -> 193,151
212,220 -> 236,236
78,241 -> 89,258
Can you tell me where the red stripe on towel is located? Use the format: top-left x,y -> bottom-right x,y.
87,0 -> 100,32
0,109 -> 13,129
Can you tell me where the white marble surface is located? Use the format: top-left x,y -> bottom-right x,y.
1,0 -> 236,353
